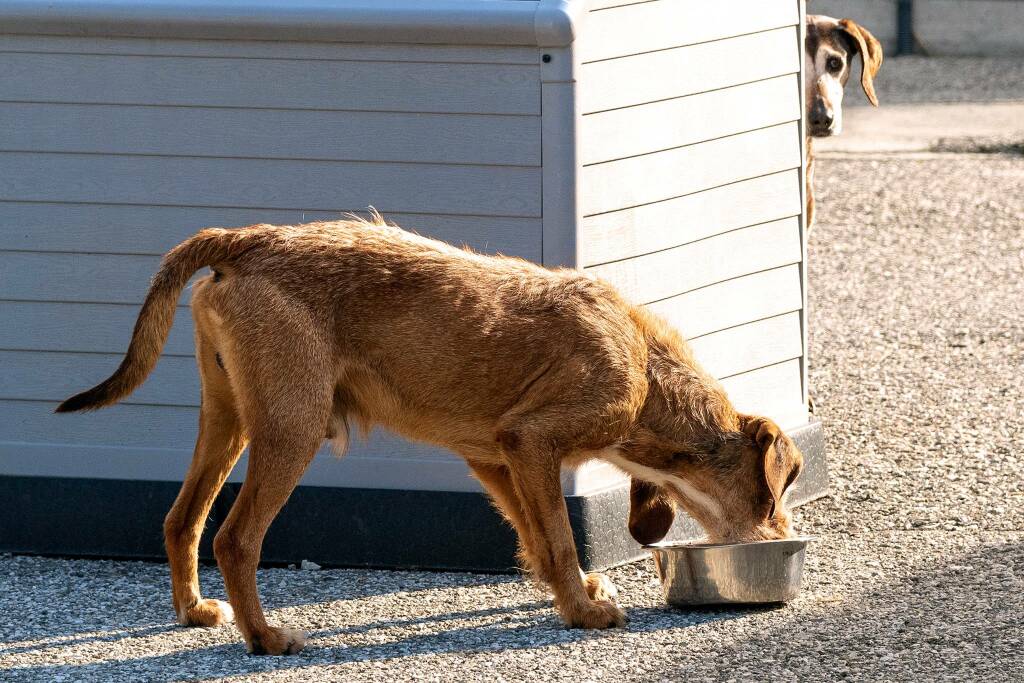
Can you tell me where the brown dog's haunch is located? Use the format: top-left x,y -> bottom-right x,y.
58,217 -> 803,655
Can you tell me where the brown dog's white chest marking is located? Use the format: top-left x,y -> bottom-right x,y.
595,447 -> 724,526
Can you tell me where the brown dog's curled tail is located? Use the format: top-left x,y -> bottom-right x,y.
55,228 -> 243,413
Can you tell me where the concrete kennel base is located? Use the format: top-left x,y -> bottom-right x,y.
0,421 -> 825,572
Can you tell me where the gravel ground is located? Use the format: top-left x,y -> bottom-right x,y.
3,60 -> 1024,681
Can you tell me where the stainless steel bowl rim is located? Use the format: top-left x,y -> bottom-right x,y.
644,536 -> 815,551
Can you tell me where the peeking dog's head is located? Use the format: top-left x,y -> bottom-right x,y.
622,416 -> 803,545
805,15 -> 883,137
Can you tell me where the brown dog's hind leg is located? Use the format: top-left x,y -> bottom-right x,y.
213,432 -> 320,655
164,328 -> 247,628
212,351 -> 332,656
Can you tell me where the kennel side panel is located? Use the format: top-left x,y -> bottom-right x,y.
580,170 -> 801,267
0,203 -> 544,257
587,217 -> 802,305
0,153 -> 541,218
0,33 -> 548,493
579,26 -> 800,114
0,52 -> 540,115
687,312 -> 803,381
580,75 -> 800,167
578,0 -> 798,63
0,301 -> 195,356
0,34 -> 540,62
1,103 -> 542,167
0,398 -> 490,492
581,122 -> 801,217
645,264 -> 803,340
719,359 -> 807,430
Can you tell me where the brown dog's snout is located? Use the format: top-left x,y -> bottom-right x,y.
809,99 -> 834,130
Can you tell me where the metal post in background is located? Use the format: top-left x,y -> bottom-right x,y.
897,0 -> 914,55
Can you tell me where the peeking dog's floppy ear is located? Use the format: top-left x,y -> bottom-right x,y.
741,416 -> 803,514
628,479 -> 676,545
838,18 -> 883,106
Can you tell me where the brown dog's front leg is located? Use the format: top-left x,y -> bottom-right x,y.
504,450 -> 626,629
469,461 -> 620,604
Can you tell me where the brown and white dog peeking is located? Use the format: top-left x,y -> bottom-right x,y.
58,217 -> 803,655
805,15 -> 883,226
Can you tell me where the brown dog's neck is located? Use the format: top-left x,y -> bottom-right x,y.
632,309 -> 739,451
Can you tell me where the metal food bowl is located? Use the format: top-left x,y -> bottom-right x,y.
646,537 -> 812,606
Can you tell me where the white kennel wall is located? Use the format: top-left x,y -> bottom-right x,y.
0,0 -> 808,496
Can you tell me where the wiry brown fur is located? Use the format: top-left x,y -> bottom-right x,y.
58,217 -> 803,655
804,15 -> 883,228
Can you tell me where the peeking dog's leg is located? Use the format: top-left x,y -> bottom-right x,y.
469,461 -> 618,603
164,321 -> 246,628
498,433 -> 626,629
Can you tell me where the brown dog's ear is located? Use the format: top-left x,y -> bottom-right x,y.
628,479 -> 676,545
838,18 -> 883,106
741,416 -> 803,511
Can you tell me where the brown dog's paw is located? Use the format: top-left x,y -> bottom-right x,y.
583,572 -> 619,603
179,598 -> 234,627
563,600 -> 627,629
247,627 -> 307,656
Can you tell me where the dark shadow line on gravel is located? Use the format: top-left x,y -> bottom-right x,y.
0,624 -> 177,657
0,600 -> 768,680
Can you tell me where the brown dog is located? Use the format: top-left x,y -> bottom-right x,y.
58,217 -> 803,655
805,15 -> 883,226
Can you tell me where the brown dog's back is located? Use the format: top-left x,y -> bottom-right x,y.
61,217 -> 650,459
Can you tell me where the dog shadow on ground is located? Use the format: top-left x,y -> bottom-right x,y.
4,538 -> 1021,681
0,577 -> 763,682
0,560 -> 526,660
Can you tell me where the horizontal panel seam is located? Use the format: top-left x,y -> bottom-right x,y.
0,397 -> 197,409
0,99 -> 541,116
582,166 -> 800,219
588,0 -> 657,13
0,347 -> 194,358
0,396 -> 199,408
718,356 -> 802,382
584,212 -> 800,268
0,198 -> 542,219
641,261 -> 802,307
0,149 -> 543,169
581,70 -> 800,115
0,301 -> 190,309
687,310 -> 803,343
582,120 -> 799,167
581,23 -> 798,65
580,73 -> 797,118
0,47 -> 539,66
0,440 -> 192,453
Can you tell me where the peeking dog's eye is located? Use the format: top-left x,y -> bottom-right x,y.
826,56 -> 843,73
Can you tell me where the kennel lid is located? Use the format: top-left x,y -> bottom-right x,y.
0,0 -> 584,47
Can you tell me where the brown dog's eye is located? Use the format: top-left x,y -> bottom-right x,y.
826,56 -> 843,73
